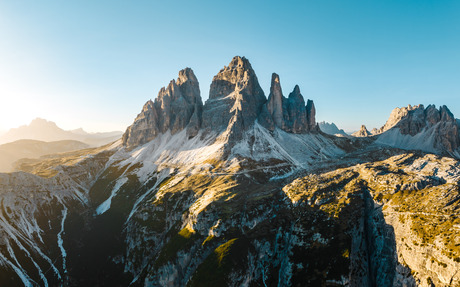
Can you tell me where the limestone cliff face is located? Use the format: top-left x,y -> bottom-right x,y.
259,73 -> 317,133
201,56 -> 266,142
122,68 -> 202,148
376,104 -> 460,154
352,125 -> 372,137
123,57 -> 318,148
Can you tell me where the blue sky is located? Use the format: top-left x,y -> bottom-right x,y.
1,0 -> 459,133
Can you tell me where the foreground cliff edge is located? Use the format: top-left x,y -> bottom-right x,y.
0,56 -> 459,286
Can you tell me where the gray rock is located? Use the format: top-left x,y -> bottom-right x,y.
374,104 -> 423,135
122,100 -> 160,148
202,56 -> 266,142
377,104 -> 460,153
266,73 -> 286,129
352,125 -> 372,137
122,68 -> 202,148
284,85 -> 308,133
318,121 -> 348,136
259,73 -> 317,133
306,99 -> 317,131
124,56 -> 320,149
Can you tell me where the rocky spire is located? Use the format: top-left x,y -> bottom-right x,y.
122,68 -> 202,148
352,125 -> 372,137
284,85 -> 308,133
306,99 -> 317,131
202,56 -> 266,142
266,73 -> 285,129
259,76 -> 317,133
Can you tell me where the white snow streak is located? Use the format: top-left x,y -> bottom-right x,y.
96,177 -> 128,215
0,251 -> 33,287
126,169 -> 171,223
57,205 -> 68,274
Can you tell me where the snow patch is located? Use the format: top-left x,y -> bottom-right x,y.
57,205 -> 68,274
96,177 -> 128,215
125,169 -> 171,223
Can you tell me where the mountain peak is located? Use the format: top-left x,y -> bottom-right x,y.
29,118 -> 59,128
123,56 -> 319,148
352,124 -> 372,137
259,73 -> 317,133
228,55 -> 250,69
376,104 -> 460,154
202,56 -> 266,142
122,67 -> 202,148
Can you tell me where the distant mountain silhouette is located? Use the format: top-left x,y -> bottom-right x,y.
0,118 -> 122,146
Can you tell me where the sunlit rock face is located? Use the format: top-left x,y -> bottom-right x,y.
122,68 -> 202,148
352,125 -> 372,137
376,104 -> 460,155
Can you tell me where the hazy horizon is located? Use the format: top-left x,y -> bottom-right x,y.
1,1 -> 459,133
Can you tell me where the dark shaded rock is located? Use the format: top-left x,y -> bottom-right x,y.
306,99 -> 317,131
266,73 -> 285,129
202,56 -> 266,142
259,74 -> 317,133
285,85 -> 309,133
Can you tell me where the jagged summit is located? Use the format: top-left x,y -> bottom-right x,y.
123,56 -> 318,148
122,67 -> 203,148
318,121 -> 348,137
376,104 -> 460,155
259,73 -> 317,133
352,125 -> 372,137
202,56 -> 266,142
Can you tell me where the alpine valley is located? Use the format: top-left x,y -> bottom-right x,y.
1,56 -> 459,287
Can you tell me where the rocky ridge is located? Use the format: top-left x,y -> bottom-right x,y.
123,56 -> 318,148
122,68 -> 203,148
258,73 -> 317,133
318,121 -> 348,137
376,104 -> 460,155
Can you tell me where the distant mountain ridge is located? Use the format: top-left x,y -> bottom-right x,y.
318,121 -> 348,136
352,104 -> 460,157
0,118 -> 122,146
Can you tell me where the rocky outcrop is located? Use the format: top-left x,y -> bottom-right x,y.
265,73 -> 285,129
373,105 -> 423,135
122,68 -> 202,148
124,56 -> 319,148
352,125 -> 372,137
318,121 -> 348,137
259,73 -> 317,133
201,56 -> 266,142
306,99 -> 316,131
376,104 -> 460,154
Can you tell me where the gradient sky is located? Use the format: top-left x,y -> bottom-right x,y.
1,0 -> 459,133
